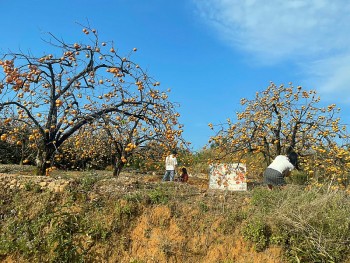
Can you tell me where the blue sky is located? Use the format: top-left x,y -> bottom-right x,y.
1,0 -> 350,150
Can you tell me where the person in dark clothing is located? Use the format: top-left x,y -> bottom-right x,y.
179,167 -> 189,183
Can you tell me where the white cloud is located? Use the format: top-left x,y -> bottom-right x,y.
195,0 -> 350,60
194,0 -> 350,100
301,54 -> 350,103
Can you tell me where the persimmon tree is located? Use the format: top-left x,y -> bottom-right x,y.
209,82 -> 350,185
54,125 -> 111,170
100,107 -> 185,176
130,141 -> 169,172
59,110 -> 186,176
0,26 -> 182,175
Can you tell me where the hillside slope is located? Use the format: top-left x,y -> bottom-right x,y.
1,165 -> 350,263
0,166 -> 283,263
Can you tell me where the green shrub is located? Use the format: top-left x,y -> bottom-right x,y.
198,201 -> 209,213
242,217 -> 271,252
24,181 -> 42,193
78,171 -> 100,192
286,170 -> 309,185
147,187 -> 169,205
48,212 -> 84,263
123,192 -> 143,203
219,210 -> 247,234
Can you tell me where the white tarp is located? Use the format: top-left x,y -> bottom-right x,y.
209,163 -> 247,191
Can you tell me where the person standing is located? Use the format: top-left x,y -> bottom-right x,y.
162,150 -> 178,181
263,152 -> 298,190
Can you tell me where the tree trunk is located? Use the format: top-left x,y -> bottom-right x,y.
19,142 -> 25,165
35,147 -> 55,175
113,160 -> 125,177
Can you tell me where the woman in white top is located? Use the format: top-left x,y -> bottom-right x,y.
263,152 -> 298,190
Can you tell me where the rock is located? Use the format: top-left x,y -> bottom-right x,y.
39,182 -> 48,187
10,179 -> 17,185
88,193 -> 98,201
47,182 -> 56,191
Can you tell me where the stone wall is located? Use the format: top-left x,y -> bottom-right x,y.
0,173 -> 73,193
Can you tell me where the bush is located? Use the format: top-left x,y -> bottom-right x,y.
147,187 -> 169,205
286,170 -> 309,185
242,217 -> 271,252
77,171 -> 100,192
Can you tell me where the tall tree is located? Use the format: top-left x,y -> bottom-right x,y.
0,26 -> 182,175
209,83 -> 350,184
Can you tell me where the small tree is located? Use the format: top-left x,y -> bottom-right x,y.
209,82 -> 350,184
0,26 -> 182,175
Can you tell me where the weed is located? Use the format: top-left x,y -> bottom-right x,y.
198,201 -> 209,213
276,191 -> 350,262
219,210 -> 246,234
90,197 -> 106,209
123,192 -> 143,203
2,169 -> 350,262
78,171 -> 100,192
86,221 -> 111,241
249,186 -> 284,214
23,182 -> 42,193
245,186 -> 350,262
147,187 -> 169,204
160,238 -> 173,258
123,235 -> 132,250
0,207 -> 54,261
24,181 -> 34,191
144,228 -> 152,238
114,200 -> 140,225
48,212 -> 84,262
168,202 -> 181,218
242,217 -> 271,252
286,170 -> 309,185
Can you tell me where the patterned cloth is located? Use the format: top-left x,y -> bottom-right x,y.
263,168 -> 286,186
